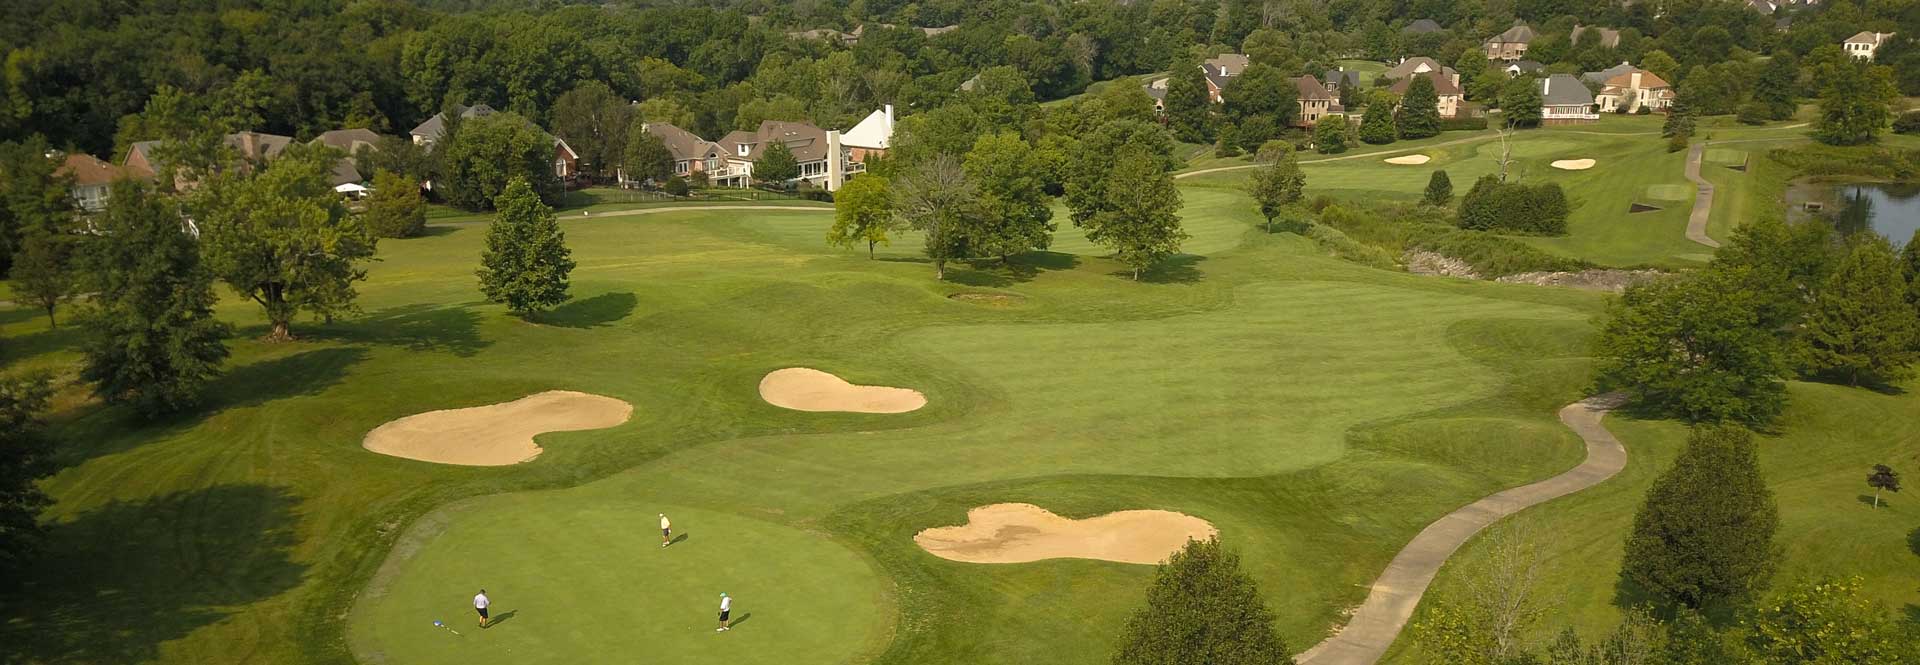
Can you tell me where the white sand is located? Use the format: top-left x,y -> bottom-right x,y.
1550,159 -> 1597,170
914,503 -> 1218,565
362,391 -> 633,466
1384,154 -> 1432,165
759,368 -> 926,413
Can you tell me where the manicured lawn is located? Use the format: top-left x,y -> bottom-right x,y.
2,161 -> 1915,665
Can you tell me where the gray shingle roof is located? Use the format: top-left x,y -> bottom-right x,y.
1538,74 -> 1595,106
1403,19 -> 1442,34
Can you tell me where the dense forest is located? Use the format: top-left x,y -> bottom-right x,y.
2,0 -> 1919,163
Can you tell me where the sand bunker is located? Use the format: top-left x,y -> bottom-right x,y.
759,368 -> 926,414
362,391 -> 633,466
1384,154 -> 1432,165
1551,159 -> 1596,170
914,503 -> 1218,565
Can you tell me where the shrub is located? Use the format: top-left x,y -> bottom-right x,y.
1737,102 -> 1770,126
1456,176 -> 1569,235
1438,116 -> 1489,131
1314,201 -> 1589,277
1313,117 -> 1349,154
1667,133 -> 1690,153
1893,112 -> 1920,134
664,175 -> 690,196
363,170 -> 427,238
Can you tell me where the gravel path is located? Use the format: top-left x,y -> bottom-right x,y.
1293,394 -> 1630,665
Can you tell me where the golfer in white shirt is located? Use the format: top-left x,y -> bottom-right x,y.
473,589 -> 490,628
660,513 -> 672,548
716,593 -> 733,632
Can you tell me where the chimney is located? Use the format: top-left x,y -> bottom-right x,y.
826,130 -> 844,192
1630,72 -> 1642,89
1543,77 -> 1551,95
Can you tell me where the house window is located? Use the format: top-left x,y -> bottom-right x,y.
677,160 -> 690,175
555,159 -> 568,177
738,143 -> 751,156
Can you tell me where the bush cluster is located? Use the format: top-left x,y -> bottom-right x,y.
1455,175 -> 1570,235
1315,201 -> 1589,277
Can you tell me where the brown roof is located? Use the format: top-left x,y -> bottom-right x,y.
646,123 -> 718,161
314,128 -> 383,153
58,153 -> 123,186
1384,57 -> 1457,81
1388,71 -> 1463,97
224,131 -> 294,162
1603,69 -> 1670,90
719,121 -> 833,164
1295,75 -> 1334,101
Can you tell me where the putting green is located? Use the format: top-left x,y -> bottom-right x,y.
351,503 -> 886,665
1643,184 -> 1691,201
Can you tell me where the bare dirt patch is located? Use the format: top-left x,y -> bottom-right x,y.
362,390 -> 633,466
1403,250 -> 1482,279
1550,158 -> 1596,170
759,367 -> 926,413
914,503 -> 1217,564
1383,154 -> 1432,165
948,292 -> 1025,306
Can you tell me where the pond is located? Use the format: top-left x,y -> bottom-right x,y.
1807,182 -> 1920,248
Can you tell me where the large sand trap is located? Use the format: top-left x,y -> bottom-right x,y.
914,503 -> 1218,564
362,391 -> 633,466
759,367 -> 926,413
1384,154 -> 1431,165
1551,158 -> 1596,170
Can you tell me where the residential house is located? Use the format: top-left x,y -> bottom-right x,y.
1845,31 -> 1894,60
1504,60 -> 1546,77
1569,25 -> 1623,49
1144,79 -> 1168,112
715,120 -> 853,190
1294,75 -> 1343,126
1383,57 -> 1459,87
1582,61 -> 1639,85
1537,74 -> 1598,124
56,153 -> 123,212
1594,68 -> 1674,113
1747,0 -> 1778,12
1388,71 -> 1464,118
1322,68 -> 1363,97
840,105 -> 895,163
1201,54 -> 1251,103
1403,19 -> 1443,34
787,28 -> 855,44
409,103 -> 579,182
312,128 -> 382,186
121,130 -> 294,189
1484,24 -> 1538,60
628,122 -> 729,186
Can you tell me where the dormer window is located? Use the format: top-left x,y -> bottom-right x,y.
738,143 -> 751,156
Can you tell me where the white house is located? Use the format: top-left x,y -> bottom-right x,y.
1845,31 -> 1894,60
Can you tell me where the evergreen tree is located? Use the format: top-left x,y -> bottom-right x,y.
363,170 -> 426,239
828,175 -> 895,258
1622,424 -> 1778,610
1753,53 -> 1800,121
1313,117 -> 1349,154
0,373 -> 53,580
1423,170 -> 1453,207
1246,153 -> 1305,233
1358,99 -> 1398,144
196,144 -> 376,341
1163,59 -> 1214,143
1113,538 -> 1291,665
1594,268 -> 1791,424
8,227 -> 75,327
1803,236 -> 1920,385
1082,148 -> 1186,280
0,137 -> 73,276
477,177 -> 575,315
1397,75 -> 1442,139
755,140 -> 800,186
1662,96 -> 1696,138
76,182 -> 231,417
1814,61 -> 1898,146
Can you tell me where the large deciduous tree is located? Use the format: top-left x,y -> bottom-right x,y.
76,182 -> 230,417
196,144 -> 377,341
440,111 -> 562,210
1246,152 -> 1305,233
623,121 -> 675,186
549,81 -> 633,182
1621,424 -> 1778,610
363,170 -> 427,239
9,227 -> 75,327
1814,61 -> 1897,146
1112,538 -> 1291,665
963,132 -> 1056,261
1080,148 -> 1186,280
1803,236 -> 1920,385
1753,52 -> 1800,121
478,177 -> 574,315
1745,578 -> 1915,662
1594,268 -> 1790,424
0,373 -> 53,580
892,155 -> 979,280
828,175 -> 895,258
1163,59 -> 1213,143
754,140 -> 800,186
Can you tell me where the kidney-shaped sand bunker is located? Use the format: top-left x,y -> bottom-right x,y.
759,367 -> 926,413
915,503 -> 1218,565
362,390 -> 633,466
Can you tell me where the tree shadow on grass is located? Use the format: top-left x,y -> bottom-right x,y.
0,325 -> 80,367
1858,494 -> 1893,509
309,304 -> 490,357
206,347 -> 369,411
0,484 -> 305,664
532,292 -> 638,329
1136,254 -> 1207,284
0,305 -> 44,327
942,267 -> 1013,288
1907,527 -> 1920,558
